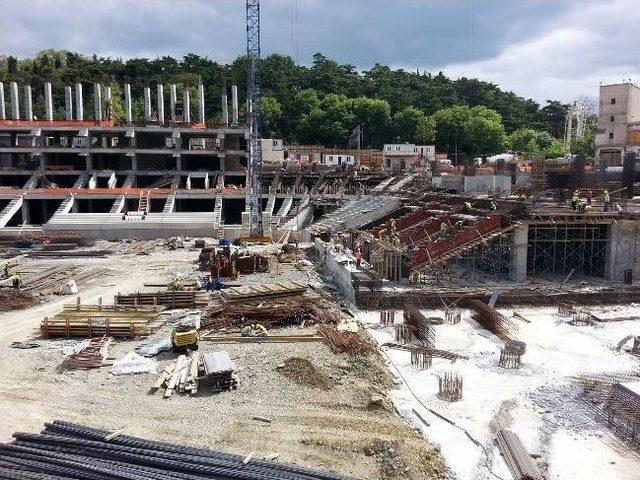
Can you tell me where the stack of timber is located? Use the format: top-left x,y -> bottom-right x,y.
221,281 -> 307,303
10,265 -> 110,295
65,336 -> 113,369
115,290 -> 208,309
151,352 -> 201,398
41,300 -> 164,338
0,421 -> 362,480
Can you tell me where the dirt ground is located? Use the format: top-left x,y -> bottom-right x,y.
0,244 -> 447,480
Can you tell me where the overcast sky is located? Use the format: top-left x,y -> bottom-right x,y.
1,0 -> 638,104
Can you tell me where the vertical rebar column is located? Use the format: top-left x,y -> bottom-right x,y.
93,83 -> 102,121
0,82 -> 5,120
221,88 -> 229,126
169,84 -> 177,123
104,86 -> 112,121
124,83 -> 132,124
24,85 -> 33,121
64,85 -> 73,120
198,80 -> 205,124
75,82 -> 83,121
182,87 -> 190,123
143,86 -> 151,120
44,82 -> 53,121
10,82 -> 20,120
157,84 -> 164,124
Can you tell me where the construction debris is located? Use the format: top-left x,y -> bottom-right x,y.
0,288 -> 39,311
496,429 -> 544,480
110,352 -> 157,375
200,351 -> 237,393
0,421 -> 360,480
65,336 -> 113,370
278,357 -> 335,390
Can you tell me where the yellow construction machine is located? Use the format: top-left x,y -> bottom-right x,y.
172,325 -> 199,353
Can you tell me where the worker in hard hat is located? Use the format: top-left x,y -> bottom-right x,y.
3,261 -> 10,279
254,323 -> 268,337
11,273 -> 22,290
603,190 -> 611,212
241,325 -> 254,337
571,189 -> 579,211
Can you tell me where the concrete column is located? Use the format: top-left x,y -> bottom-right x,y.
143,86 -> 151,120
86,154 -> 93,171
157,84 -> 165,124
183,88 -> 190,123
64,85 -> 73,120
0,82 -> 6,120
169,84 -> 177,123
222,89 -> 229,126
75,82 -> 83,121
10,82 -> 20,120
104,86 -> 112,120
131,154 -> 138,171
44,82 -> 53,121
71,198 -> 79,213
198,81 -> 205,124
21,199 -> 29,225
510,226 -> 528,282
219,155 -> 226,172
176,156 -> 182,172
124,83 -> 132,124
93,83 -> 102,121
24,85 -> 33,121
231,85 -> 239,125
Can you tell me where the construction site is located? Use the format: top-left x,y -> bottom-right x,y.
1,2 -> 640,480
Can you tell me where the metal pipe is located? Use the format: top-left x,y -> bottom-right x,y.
232,84 -> 239,125
9,82 -> 19,120
64,86 -> 73,121
104,86 -> 112,121
124,83 -> 132,124
44,82 -> 53,121
93,83 -> 102,121
75,82 -> 83,121
24,85 -> 33,121
157,84 -> 164,124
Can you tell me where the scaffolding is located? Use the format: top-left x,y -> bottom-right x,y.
527,223 -> 608,278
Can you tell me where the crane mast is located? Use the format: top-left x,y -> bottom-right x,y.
246,0 -> 263,237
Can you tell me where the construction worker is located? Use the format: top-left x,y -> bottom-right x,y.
571,189 -> 579,211
354,248 -> 362,269
586,189 -> 593,205
3,261 -> 10,279
254,323 -> 268,337
241,325 -> 254,337
490,201 -> 497,211
463,201 -> 473,213
11,273 -> 22,290
603,190 -> 611,212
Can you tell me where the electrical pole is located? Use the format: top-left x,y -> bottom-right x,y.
246,0 -> 263,237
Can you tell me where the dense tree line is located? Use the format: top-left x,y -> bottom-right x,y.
0,50 -> 594,158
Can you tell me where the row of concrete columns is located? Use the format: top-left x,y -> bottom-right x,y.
0,80 -> 238,125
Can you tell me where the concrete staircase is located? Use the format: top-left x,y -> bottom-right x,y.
54,195 -> 75,215
0,197 -> 23,227
73,173 -> 89,189
23,174 -> 41,189
265,195 -> 276,215
109,196 -> 126,214
271,196 -> 293,227
163,195 -> 176,214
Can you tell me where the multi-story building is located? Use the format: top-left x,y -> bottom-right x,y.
382,143 -> 435,172
596,82 -> 640,165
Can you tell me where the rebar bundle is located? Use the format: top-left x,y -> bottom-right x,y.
318,325 -> 375,356
467,299 -> 517,341
0,420 -> 362,480
499,339 -> 526,369
444,309 -> 461,325
557,302 -> 575,317
403,306 -> 436,347
438,372 -> 463,402
410,348 -> 432,370
496,429 -> 544,480
394,324 -> 411,343
379,310 -> 395,326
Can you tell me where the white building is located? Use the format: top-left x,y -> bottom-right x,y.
261,139 -> 285,163
595,82 -> 640,165
320,153 -> 355,167
382,143 -> 435,171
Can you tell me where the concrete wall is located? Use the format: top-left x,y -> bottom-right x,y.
606,219 -> 640,283
596,83 -> 640,159
314,237 -> 356,304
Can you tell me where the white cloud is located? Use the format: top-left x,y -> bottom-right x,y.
436,0 -> 640,103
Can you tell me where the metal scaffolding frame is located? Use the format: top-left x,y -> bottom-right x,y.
526,223 -> 608,278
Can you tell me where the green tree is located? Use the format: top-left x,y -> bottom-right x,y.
260,96 -> 283,138
544,139 -> 567,159
416,116 -> 436,144
392,106 -> 425,143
